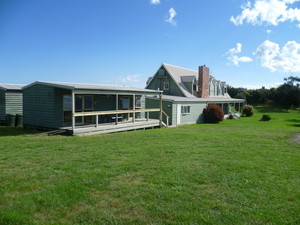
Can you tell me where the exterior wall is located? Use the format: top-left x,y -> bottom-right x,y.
146,98 -> 174,125
147,66 -> 185,97
23,84 -> 70,129
0,90 -> 23,123
0,90 -> 5,122
175,102 -> 207,125
6,91 -> 23,115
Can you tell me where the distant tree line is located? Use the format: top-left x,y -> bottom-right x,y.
228,76 -> 300,108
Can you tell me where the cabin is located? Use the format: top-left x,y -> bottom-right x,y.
22,81 -> 164,135
0,84 -> 24,125
146,64 -> 245,126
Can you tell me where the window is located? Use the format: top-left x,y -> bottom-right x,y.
163,82 -> 169,90
63,96 -> 72,111
121,97 -> 129,109
135,95 -> 141,108
193,83 -> 197,92
181,106 -> 190,114
84,95 -> 93,110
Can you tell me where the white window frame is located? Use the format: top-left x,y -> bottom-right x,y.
135,95 -> 142,108
181,105 -> 190,115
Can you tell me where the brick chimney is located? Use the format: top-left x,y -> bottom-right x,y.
198,65 -> 209,98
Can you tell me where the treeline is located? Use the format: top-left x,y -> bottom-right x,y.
228,76 -> 300,108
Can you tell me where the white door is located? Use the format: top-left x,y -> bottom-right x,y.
177,104 -> 181,125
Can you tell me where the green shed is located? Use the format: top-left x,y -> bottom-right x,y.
23,81 -> 163,135
0,84 -> 24,124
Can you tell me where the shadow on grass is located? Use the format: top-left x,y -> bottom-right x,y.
255,106 -> 289,113
285,119 -> 300,128
0,126 -> 37,137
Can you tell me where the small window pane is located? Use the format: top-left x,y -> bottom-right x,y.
75,96 -> 83,111
84,96 -> 93,110
122,97 -> 129,109
135,96 -> 141,108
63,96 -> 72,111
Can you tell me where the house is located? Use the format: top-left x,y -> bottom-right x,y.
145,64 -> 245,126
22,81 -> 164,135
0,84 -> 25,125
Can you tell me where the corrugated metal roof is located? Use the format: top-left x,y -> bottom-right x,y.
23,81 -> 162,94
0,84 -> 25,90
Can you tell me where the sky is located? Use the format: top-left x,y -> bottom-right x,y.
0,0 -> 300,89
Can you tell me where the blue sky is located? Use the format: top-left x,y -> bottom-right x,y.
0,0 -> 300,89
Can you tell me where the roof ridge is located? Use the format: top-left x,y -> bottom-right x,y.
162,63 -> 197,73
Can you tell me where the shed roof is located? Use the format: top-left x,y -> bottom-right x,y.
0,84 -> 25,91
23,81 -> 162,94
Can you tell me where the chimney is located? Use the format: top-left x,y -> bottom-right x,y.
198,65 -> 209,98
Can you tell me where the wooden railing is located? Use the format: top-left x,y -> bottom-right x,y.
162,111 -> 169,127
73,108 -> 161,128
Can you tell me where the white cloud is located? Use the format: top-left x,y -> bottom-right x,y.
266,29 -> 272,33
166,8 -> 177,25
150,0 -> 160,5
254,40 -> 300,72
225,43 -> 253,65
121,74 -> 141,84
230,0 -> 300,27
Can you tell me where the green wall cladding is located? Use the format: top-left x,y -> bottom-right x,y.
145,98 -> 174,125
0,90 -> 23,122
6,92 -> 23,115
0,90 -> 5,121
23,85 -> 147,129
23,84 -> 70,129
147,66 -> 185,97
175,102 -> 206,125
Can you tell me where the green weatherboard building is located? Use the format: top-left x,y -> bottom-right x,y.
146,64 -> 245,126
0,84 -> 24,124
22,81 -> 162,135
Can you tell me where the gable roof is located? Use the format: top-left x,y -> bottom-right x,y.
23,81 -> 161,94
145,63 -> 197,98
0,84 -> 25,91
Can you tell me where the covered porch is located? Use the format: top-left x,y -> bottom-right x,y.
65,86 -> 164,135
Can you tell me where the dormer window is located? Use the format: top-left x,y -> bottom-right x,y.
163,81 -> 169,90
193,83 -> 197,92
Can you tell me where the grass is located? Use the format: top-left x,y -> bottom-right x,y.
0,106 -> 299,225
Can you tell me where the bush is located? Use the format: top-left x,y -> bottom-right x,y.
260,114 -> 271,121
203,104 -> 224,123
242,104 -> 254,117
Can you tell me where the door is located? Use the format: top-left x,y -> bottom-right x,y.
177,104 -> 181,125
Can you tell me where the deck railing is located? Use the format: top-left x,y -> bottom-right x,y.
73,108 -> 162,129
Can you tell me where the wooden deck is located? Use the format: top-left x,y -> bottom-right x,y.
65,119 -> 161,136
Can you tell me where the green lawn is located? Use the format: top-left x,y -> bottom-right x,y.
0,107 -> 299,225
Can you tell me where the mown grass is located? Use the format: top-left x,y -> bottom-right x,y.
0,106 -> 299,225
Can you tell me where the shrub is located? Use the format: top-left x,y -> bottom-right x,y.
242,104 -> 254,117
260,114 -> 271,121
203,104 -> 224,123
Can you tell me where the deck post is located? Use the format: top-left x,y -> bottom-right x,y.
95,115 -> 98,127
147,111 -> 149,121
159,93 -> 162,127
116,94 -> 118,125
133,94 -> 135,123
72,90 -> 75,133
